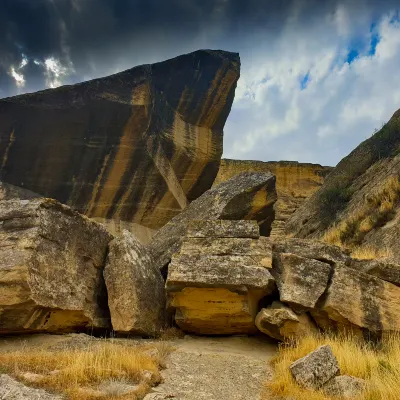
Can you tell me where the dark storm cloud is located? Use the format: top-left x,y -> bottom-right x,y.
0,0 -> 398,97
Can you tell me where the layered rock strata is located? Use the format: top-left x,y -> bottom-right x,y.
214,159 -> 332,237
148,172 -> 277,270
0,198 -> 112,334
166,220 -> 275,335
0,50 -> 240,236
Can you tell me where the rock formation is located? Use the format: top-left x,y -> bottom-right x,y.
147,172 -> 277,271
104,231 -> 165,336
165,220 -> 276,335
286,108 -> 400,258
214,159 -> 332,237
0,198 -> 112,334
0,50 -> 240,241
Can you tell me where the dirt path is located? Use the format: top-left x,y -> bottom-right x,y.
144,335 -> 277,400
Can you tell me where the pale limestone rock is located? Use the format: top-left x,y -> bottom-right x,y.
0,198 -> 112,334
255,302 -> 318,340
147,172 -> 277,270
290,345 -> 340,389
323,375 -> 366,399
104,230 -> 165,336
186,219 -> 260,238
273,253 -> 331,309
320,265 -> 400,333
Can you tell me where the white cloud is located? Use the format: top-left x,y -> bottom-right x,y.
224,7 -> 400,166
8,66 -> 25,88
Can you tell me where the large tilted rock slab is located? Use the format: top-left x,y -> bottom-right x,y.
290,345 -> 340,390
255,302 -> 318,341
350,258 -> 400,287
166,220 -> 275,335
104,231 -> 165,336
148,172 -> 277,270
0,50 -> 240,235
319,265 -> 400,333
186,219 -> 260,238
0,198 -> 112,334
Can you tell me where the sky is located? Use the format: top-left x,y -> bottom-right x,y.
1,0 -> 400,166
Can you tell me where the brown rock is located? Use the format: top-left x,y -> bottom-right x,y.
0,198 -> 112,334
186,219 -> 260,238
273,253 -> 332,309
214,159 -> 332,237
255,302 -> 318,341
323,375 -> 366,398
104,231 -> 165,336
290,345 -> 340,389
351,258 -> 400,287
0,50 -> 240,236
166,253 -> 275,335
148,172 -> 277,270
320,265 -> 400,333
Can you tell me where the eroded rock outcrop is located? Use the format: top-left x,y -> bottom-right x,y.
0,50 -> 240,239
104,231 -> 165,336
166,220 -> 275,335
0,198 -> 112,333
148,172 -> 277,270
214,159 -> 332,237
286,108 -> 400,258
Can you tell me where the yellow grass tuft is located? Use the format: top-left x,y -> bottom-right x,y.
265,332 -> 400,400
322,175 -> 400,249
0,339 -> 172,400
351,244 -> 393,260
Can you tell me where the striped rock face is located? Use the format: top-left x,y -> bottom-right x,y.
0,50 -> 240,236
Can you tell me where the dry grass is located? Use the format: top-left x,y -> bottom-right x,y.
351,244 -> 393,260
0,338 -> 173,400
265,332 -> 400,400
322,176 -> 400,249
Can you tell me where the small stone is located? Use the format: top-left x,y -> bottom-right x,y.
289,345 -> 340,389
323,375 -> 366,398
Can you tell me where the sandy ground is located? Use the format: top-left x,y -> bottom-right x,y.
0,333 -> 278,400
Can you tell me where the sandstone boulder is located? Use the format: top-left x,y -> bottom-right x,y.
148,172 -> 277,270
214,159 -> 332,237
351,258 -> 400,287
290,345 -> 340,390
273,253 -> 332,309
0,50 -> 240,237
166,220 -> 275,334
186,219 -> 260,238
0,198 -> 112,334
255,302 -> 318,341
323,375 -> 366,399
104,231 -> 165,336
319,265 -> 400,333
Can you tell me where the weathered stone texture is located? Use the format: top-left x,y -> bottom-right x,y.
214,159 -> 332,237
104,231 -> 165,336
0,198 -> 112,334
320,265 -> 400,333
323,375 -> 366,399
351,258 -> 400,287
273,253 -> 332,309
186,219 -> 259,238
290,345 -> 340,390
148,172 -> 277,270
0,50 -> 240,234
255,302 -> 318,341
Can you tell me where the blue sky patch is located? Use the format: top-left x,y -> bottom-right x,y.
300,72 -> 310,90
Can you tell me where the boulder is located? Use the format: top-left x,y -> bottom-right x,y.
273,253 -> 332,309
322,375 -> 366,399
148,172 -> 277,270
351,258 -> 400,287
166,220 -> 275,334
214,159 -> 332,237
186,219 -> 260,238
0,50 -> 240,236
319,265 -> 400,333
272,238 -> 350,265
0,198 -> 112,334
255,302 -> 318,341
104,231 -> 165,336
290,345 -> 340,390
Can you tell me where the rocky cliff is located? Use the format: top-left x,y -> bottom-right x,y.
0,50 -> 240,238
214,159 -> 332,237
286,108 -> 400,258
